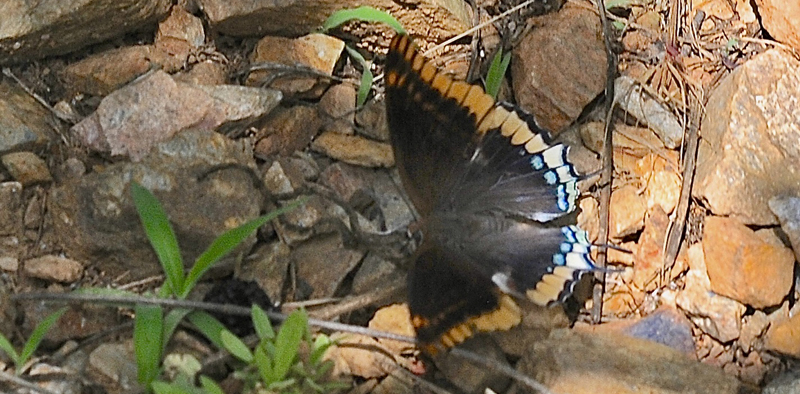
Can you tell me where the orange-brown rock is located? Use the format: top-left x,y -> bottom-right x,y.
632,205 -> 670,291
609,185 -> 646,238
765,312 -> 800,357
247,34 -> 344,95
703,216 -> 794,309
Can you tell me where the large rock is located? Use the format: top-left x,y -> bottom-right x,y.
703,216 -> 794,309
694,49 -> 800,225
0,0 -> 170,64
511,3 -> 607,132
753,0 -> 800,51
517,329 -> 757,394
676,244 -> 746,343
48,129 -> 262,280
197,0 -> 470,40
71,70 -> 281,161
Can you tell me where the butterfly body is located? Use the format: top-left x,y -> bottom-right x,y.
385,34 -> 597,352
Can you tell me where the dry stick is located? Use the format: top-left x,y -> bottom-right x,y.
450,348 -> 556,394
660,0 -> 704,280
424,0 -> 538,56
12,292 -> 555,393
12,292 -> 417,344
0,369 -> 61,394
591,0 -> 618,324
306,281 -> 404,321
663,92 -> 703,274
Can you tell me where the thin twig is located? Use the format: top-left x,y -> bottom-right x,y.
12,292 -> 417,344
662,91 -> 703,274
450,348 -> 555,394
591,0 -> 619,324
0,369 -> 60,394
424,0 -> 537,56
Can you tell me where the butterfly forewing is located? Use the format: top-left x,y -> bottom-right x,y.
385,34 -> 597,353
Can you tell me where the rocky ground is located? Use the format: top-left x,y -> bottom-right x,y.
1,0 -> 799,393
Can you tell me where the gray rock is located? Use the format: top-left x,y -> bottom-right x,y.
614,76 -> 684,149
694,49 -> 800,225
262,159 -> 306,199
511,3 -> 607,132
319,84 -> 356,135
0,82 -> 57,154
351,253 -> 400,294
764,368 -> 800,394
769,195 -> 800,262
518,329 -> 758,394
291,233 -> 364,299
71,71 -> 281,161
355,100 -> 390,142
437,336 -> 512,394
0,0 -> 170,64
88,342 -> 140,391
240,240 -> 291,303
197,0 -> 470,40
48,129 -> 262,280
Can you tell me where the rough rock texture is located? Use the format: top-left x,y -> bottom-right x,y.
769,195 -> 800,262
0,0 -> 171,64
765,312 -> 800,357
614,76 -> 684,149
48,129 -> 262,280
676,244 -> 746,343
511,3 -> 607,132
632,205 -> 670,291
247,34 -> 344,95
0,82 -> 57,154
753,0 -> 800,51
23,255 -> 83,283
694,49 -> 800,225
197,0 -> 470,40
703,216 -> 794,309
71,71 -> 281,161
518,329 -> 757,394
311,132 -> 394,168
609,185 -> 647,238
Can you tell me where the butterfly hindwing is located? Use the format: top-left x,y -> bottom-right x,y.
385,34 -> 597,352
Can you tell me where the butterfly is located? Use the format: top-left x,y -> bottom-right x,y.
384,34 -> 598,353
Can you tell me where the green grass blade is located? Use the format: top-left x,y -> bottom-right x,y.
220,329 -> 253,363
309,334 -> 333,366
344,46 -> 373,107
272,309 -> 307,382
199,375 -> 224,394
181,198 -> 307,299
321,6 -> 406,34
18,307 -> 67,373
162,308 -> 192,353
185,311 -> 228,350
134,304 -> 164,385
485,49 -> 511,99
254,345 -> 275,384
131,181 -> 185,296
252,305 -> 275,340
0,332 -> 20,367
151,381 -> 191,394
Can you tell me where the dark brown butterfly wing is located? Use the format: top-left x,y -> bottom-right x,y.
385,34 -> 597,353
